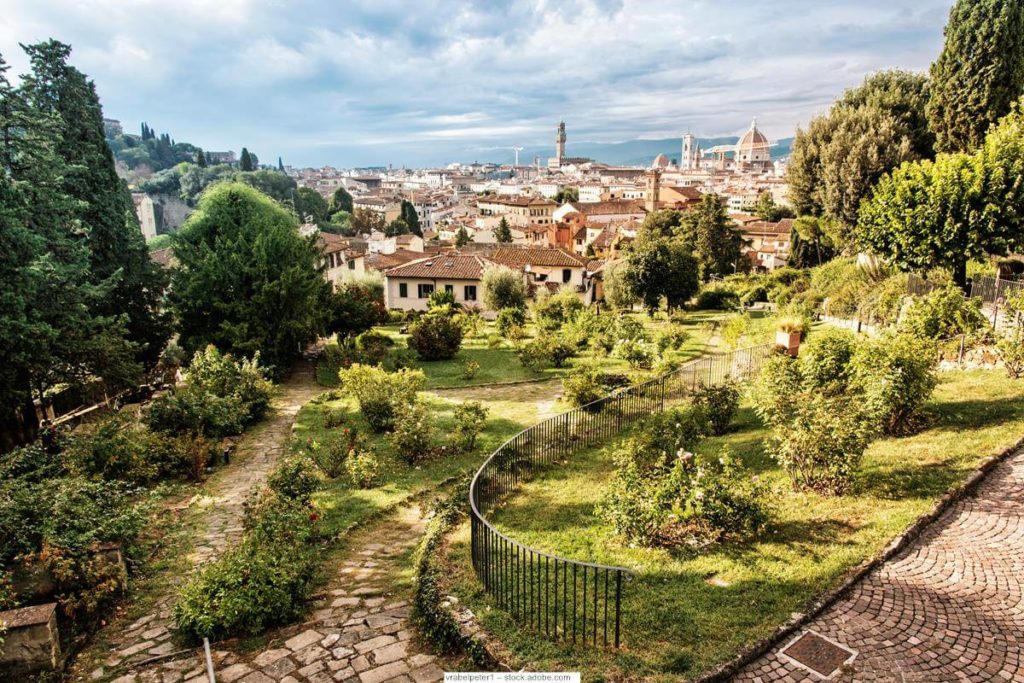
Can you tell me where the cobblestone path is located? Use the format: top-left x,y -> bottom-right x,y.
83,363 -> 321,682
212,504 -> 444,683
736,448 -> 1024,682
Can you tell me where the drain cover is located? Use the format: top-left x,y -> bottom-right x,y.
780,630 -> 856,678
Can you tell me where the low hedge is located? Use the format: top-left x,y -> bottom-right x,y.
412,482 -> 494,667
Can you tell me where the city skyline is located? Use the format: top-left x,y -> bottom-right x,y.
2,0 -> 954,167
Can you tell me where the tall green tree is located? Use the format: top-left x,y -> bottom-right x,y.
495,216 -> 513,243
622,235 -> 699,314
19,40 -> 171,367
239,147 -> 253,171
0,53 -> 137,450
455,225 -> 472,247
927,0 -> 1024,153
329,185 -> 353,214
675,195 -> 743,280
787,71 -> 931,242
857,102 -> 1024,287
294,186 -> 329,224
277,156 -> 284,171
195,147 -> 207,167
171,183 -> 332,372
399,199 -> 422,236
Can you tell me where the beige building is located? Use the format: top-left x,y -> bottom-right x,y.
383,253 -> 487,311
476,195 -> 557,228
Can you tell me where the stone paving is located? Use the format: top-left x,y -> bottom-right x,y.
735,448 -> 1024,682
84,363 -> 322,682
216,504 -> 444,683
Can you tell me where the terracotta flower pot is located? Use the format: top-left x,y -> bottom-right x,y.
776,330 -> 801,357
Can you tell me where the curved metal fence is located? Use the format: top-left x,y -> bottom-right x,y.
469,343 -> 777,648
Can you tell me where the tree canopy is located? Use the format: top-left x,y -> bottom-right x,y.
927,0 -> 1024,153
400,199 -> 422,236
170,182 -> 333,373
787,70 -> 932,242
857,103 -> 1024,286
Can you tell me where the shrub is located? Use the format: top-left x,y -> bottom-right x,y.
265,457 -> 321,502
694,285 -> 739,311
305,439 -> 348,478
515,335 -> 577,370
749,353 -> 804,428
187,346 -> 274,422
562,364 -> 608,408
655,324 -> 690,354
392,401 -> 437,464
451,402 -> 489,452
63,412 -> 188,483
599,447 -> 767,548
800,328 -> 857,392
481,265 -> 527,311
345,451 -> 380,488
407,314 -> 464,361
354,331 -> 395,364
455,309 -> 484,338
767,394 -> 873,495
428,288 -> 457,312
849,334 -> 938,435
338,365 -> 425,432
533,287 -> 584,332
621,404 -> 709,474
899,285 -> 987,340
613,338 -> 656,370
144,388 -> 247,439
173,496 -> 319,641
999,328 -> 1024,379
495,307 -> 526,337
462,359 -> 480,380
691,382 -> 740,436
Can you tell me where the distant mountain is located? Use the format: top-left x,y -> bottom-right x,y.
481,136 -> 794,167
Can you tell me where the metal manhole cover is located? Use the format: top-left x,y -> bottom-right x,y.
780,630 -> 857,679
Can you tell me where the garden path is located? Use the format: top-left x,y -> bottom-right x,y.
736,446 -> 1024,682
80,362 -> 322,683
209,504 -> 445,683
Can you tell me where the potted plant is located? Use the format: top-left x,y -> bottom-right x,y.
775,317 -> 805,356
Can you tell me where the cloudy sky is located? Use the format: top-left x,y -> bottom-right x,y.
1,0 -> 954,167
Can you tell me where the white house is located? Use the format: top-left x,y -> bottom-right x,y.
383,253 -> 487,311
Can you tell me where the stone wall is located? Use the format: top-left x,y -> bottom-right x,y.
0,603 -> 61,677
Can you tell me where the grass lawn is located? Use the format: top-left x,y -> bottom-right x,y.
440,369 -> 1024,682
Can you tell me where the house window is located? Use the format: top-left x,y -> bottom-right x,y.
445,284 -> 454,295
348,259 -> 355,270
464,285 -> 477,301
399,283 -> 408,298
562,268 -> 571,283
418,283 -> 434,299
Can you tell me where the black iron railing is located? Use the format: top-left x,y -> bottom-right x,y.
469,343 -> 778,648
971,275 -> 1024,306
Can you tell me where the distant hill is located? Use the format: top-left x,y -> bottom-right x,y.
485,136 -> 794,167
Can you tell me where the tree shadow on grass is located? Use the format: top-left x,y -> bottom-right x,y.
925,395 -> 1024,432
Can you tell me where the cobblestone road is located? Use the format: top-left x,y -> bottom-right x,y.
736,448 -> 1024,682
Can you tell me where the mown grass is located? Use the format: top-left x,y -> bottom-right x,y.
441,369 -> 1024,682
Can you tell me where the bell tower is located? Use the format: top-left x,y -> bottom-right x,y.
644,169 -> 661,213
555,121 -> 566,166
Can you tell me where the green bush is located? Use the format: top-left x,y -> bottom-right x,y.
337,365 -> 425,432
451,402 -> 489,452
495,307 -> 526,337
999,330 -> 1024,379
621,404 -> 709,474
187,346 -> 274,422
532,287 -> 584,332
345,451 -> 380,488
63,412 -> 189,483
691,382 -> 740,436
613,338 -> 657,370
354,330 -> 395,364
899,285 -> 987,340
391,401 -> 437,464
599,446 -> 767,548
800,328 -> 857,392
515,335 -> 577,369
173,496 -> 319,641
849,334 -> 938,435
562,363 -> 608,408
694,285 -> 739,311
481,265 -> 527,311
407,314 -> 464,361
462,359 -> 480,380
144,389 -> 247,439
766,394 -> 873,495
654,324 -> 690,354
266,457 -> 321,501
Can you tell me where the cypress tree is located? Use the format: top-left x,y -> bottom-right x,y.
495,216 -> 513,243
196,147 -> 207,167
927,0 -> 1024,153
240,146 -> 253,171
277,156 -> 284,171
400,199 -> 422,236
19,40 -> 171,368
0,52 -> 137,450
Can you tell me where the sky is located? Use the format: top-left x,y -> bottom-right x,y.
1,0 -> 954,168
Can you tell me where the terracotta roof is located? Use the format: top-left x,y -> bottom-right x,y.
478,195 -> 557,208
384,253 -> 487,281
488,247 -> 587,268
318,232 -> 349,255
742,218 -> 793,235
586,258 -> 606,273
591,227 -> 617,248
364,249 -> 427,271
571,200 -> 645,216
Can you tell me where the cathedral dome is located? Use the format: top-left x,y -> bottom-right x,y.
652,153 -> 670,168
736,118 -> 770,163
